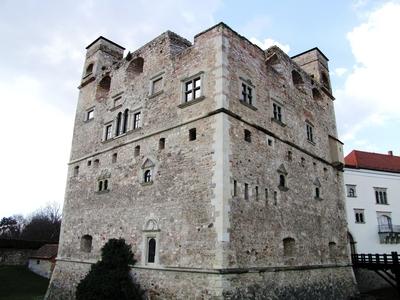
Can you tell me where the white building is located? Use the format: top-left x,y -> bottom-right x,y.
344,150 -> 400,254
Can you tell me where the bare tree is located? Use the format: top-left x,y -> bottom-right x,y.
21,202 -> 62,242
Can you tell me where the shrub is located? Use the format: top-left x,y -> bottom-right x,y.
76,238 -> 144,300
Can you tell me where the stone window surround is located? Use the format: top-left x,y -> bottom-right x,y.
271,99 -> 286,127
354,209 -> 365,224
140,158 -> 156,186
306,120 -> 315,145
102,106 -> 143,143
346,184 -> 357,198
239,76 -> 257,110
142,218 -> 160,266
148,71 -> 165,98
103,121 -> 113,142
178,71 -> 205,108
374,187 -> 388,205
84,106 -> 95,122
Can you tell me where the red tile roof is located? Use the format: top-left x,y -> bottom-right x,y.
345,150 -> 400,173
30,244 -> 58,259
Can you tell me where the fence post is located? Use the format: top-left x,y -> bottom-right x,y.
392,252 -> 399,265
375,254 -> 380,264
384,254 -> 388,264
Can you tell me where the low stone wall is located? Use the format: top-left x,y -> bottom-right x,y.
354,268 -> 392,293
0,248 -> 34,266
28,258 -> 54,278
46,260 -> 358,299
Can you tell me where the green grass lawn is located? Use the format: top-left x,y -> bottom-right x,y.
0,265 -> 49,300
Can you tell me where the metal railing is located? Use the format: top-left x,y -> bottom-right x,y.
378,224 -> 400,233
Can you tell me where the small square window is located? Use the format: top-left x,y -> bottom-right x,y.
87,160 -> 92,166
86,109 -> 94,121
244,129 -> 251,143
113,97 -> 121,108
346,185 -> 357,197
189,128 -> 196,141
151,77 -> 163,95
159,138 -> 165,150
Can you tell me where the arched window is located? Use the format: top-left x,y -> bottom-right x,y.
122,109 -> 129,134
329,242 -> 336,259
315,187 -> 320,198
86,63 -> 94,75
134,145 -> 140,157
104,179 -> 108,191
144,170 -> 152,183
96,76 -> 111,99
312,88 -> 322,101
378,215 -> 392,232
348,188 -> 355,197
127,57 -> 144,79
292,70 -> 303,85
98,181 -> 103,192
81,235 -> 92,253
147,238 -> 156,263
159,138 -> 165,150
283,237 -> 295,257
116,112 -> 122,136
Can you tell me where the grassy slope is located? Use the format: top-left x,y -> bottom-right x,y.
0,266 -> 49,300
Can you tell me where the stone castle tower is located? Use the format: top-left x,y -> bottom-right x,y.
47,23 -> 356,299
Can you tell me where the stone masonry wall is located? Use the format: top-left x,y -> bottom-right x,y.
47,23 -> 356,299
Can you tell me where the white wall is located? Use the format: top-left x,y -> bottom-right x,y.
344,168 -> 400,254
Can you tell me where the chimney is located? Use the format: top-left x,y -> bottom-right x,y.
388,150 -> 393,156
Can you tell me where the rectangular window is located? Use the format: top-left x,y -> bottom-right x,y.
184,77 -> 201,102
151,77 -> 163,95
113,97 -> 121,108
241,83 -> 253,105
159,138 -> 165,150
273,103 -> 282,122
86,109 -> 94,121
255,186 -> 259,201
244,129 -> 251,142
133,112 -> 141,129
105,124 -> 113,141
346,185 -> 357,197
354,209 -> 365,223
189,128 -> 196,141
244,183 -> 249,200
233,180 -> 237,197
265,188 -> 268,201
306,123 -> 314,143
374,187 -> 388,204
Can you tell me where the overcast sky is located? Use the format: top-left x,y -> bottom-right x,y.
1,0 -> 399,218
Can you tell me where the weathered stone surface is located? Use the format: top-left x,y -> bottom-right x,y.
47,23 -> 357,299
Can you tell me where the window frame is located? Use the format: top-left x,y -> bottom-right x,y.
354,209 -> 365,223
271,100 -> 285,126
133,111 -> 142,130
346,184 -> 357,198
239,78 -> 256,109
374,187 -> 388,205
104,122 -> 113,141
149,72 -> 164,98
179,72 -> 205,108
306,121 -> 315,144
